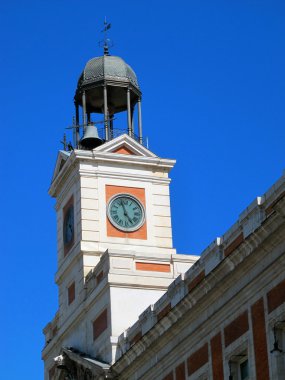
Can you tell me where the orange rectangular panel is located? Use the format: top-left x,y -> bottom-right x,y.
224,311 -> 249,347
267,278 -> 285,313
175,362 -> 186,380
136,262 -> 171,272
113,146 -> 134,155
188,270 -> 205,292
93,309 -> 108,340
162,373 -> 174,380
210,333 -> 224,380
187,343 -> 208,376
157,303 -> 171,321
68,282 -> 75,305
105,185 -> 147,239
224,233 -> 244,257
251,299 -> 270,380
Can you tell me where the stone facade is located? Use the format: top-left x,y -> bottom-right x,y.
43,128 -> 285,379
111,171 -> 285,380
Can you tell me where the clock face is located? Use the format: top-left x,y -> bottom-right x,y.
63,205 -> 74,245
107,194 -> 145,232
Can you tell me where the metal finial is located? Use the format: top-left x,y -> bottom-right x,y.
100,17 -> 112,56
61,133 -> 68,151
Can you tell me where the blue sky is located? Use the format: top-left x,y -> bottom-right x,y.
0,1 -> 285,378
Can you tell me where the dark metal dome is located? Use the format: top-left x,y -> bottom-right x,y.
74,55 -> 141,114
77,55 -> 139,91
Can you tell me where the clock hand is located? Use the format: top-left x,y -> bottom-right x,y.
120,200 -> 133,224
120,200 -> 128,216
126,213 -> 133,224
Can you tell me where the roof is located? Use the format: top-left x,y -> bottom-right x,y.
77,55 -> 139,90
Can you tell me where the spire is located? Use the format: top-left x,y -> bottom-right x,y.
101,17 -> 112,56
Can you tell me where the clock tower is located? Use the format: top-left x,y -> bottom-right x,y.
42,43 -> 197,380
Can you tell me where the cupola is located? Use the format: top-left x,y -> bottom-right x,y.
73,35 -> 143,149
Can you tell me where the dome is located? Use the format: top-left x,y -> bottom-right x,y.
74,55 -> 141,114
77,55 -> 140,91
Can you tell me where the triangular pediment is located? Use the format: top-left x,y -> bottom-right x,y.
93,134 -> 157,158
52,150 -> 71,182
53,347 -> 111,380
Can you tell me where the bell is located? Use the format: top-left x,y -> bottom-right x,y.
80,124 -> 102,149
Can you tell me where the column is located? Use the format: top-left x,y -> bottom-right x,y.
82,91 -> 87,133
127,88 -> 132,136
75,102 -> 80,147
138,97 -> 143,144
104,85 -> 109,141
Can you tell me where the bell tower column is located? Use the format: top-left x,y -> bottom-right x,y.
138,97 -> 143,144
104,84 -> 109,141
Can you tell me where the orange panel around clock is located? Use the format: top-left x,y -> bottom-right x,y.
105,185 -> 147,239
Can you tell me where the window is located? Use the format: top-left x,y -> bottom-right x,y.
240,359 -> 249,380
270,323 -> 285,379
68,282 -> 75,305
93,309 -> 108,340
229,352 -> 249,380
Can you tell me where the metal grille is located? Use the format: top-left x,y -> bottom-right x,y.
97,127 -> 148,148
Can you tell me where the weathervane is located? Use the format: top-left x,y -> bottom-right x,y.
99,17 -> 113,55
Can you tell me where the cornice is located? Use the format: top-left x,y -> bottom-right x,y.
74,150 -> 176,169
77,169 -> 172,185
49,149 -> 175,198
49,152 -> 77,197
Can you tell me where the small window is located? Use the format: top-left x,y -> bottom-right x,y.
240,359 -> 248,380
270,324 -> 285,379
68,282 -> 75,305
229,351 -> 249,380
93,309 -> 108,340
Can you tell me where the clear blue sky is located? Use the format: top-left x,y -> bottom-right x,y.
0,1 -> 284,378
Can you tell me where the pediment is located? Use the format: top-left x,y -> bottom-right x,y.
52,150 -> 71,182
93,134 -> 157,158
52,347 -> 111,380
